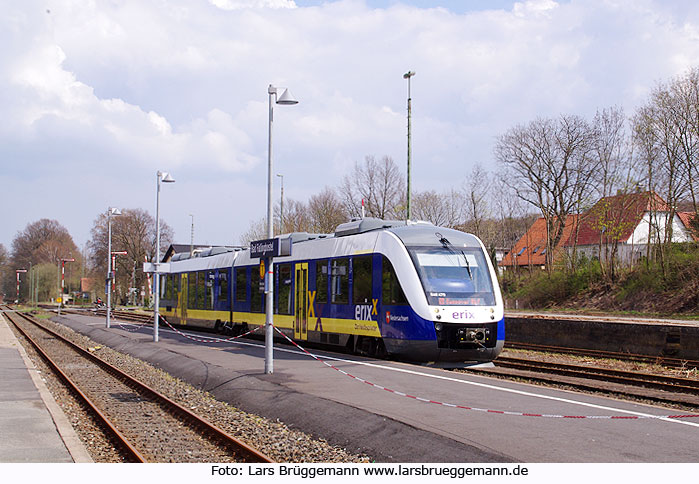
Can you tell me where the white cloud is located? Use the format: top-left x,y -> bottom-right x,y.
210,0 -> 297,9
3,0 -> 699,248
513,0 -> 558,17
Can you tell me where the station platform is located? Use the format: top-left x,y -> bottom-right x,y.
0,311 -> 92,463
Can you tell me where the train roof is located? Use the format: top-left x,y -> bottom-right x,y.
387,224 -> 483,248
164,218 -> 484,272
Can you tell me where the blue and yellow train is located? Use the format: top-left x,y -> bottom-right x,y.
158,218 -> 505,363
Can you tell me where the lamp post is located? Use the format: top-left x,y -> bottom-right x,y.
403,70 -> 415,221
106,207 -> 122,328
189,214 -> 194,256
266,84 -> 298,374
276,173 -> 284,234
154,171 -> 175,342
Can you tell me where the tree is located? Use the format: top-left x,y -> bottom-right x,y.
307,187 -> 348,233
240,218 -> 267,246
461,164 -> 493,241
411,189 -> 464,228
592,106 -> 632,198
5,219 -> 81,301
631,70 -> 699,276
668,67 -> 699,215
0,244 -> 8,302
495,115 -> 598,271
88,208 -> 173,305
278,199 -> 311,234
339,155 -> 405,220
632,104 -> 663,265
10,219 -> 79,269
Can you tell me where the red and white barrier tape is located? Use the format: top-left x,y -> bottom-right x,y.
160,317 -> 261,343
113,319 -> 150,333
272,327 -> 699,421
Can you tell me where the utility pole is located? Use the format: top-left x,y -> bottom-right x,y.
403,70 -> 415,221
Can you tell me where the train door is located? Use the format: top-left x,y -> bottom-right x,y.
179,273 -> 188,325
294,263 -> 308,340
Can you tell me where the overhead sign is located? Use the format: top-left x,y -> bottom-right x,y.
250,236 -> 291,258
143,262 -> 171,273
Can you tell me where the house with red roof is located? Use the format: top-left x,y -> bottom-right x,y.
500,214 -> 580,270
568,192 -> 696,265
500,192 -> 697,270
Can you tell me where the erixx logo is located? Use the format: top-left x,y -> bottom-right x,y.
355,299 -> 378,321
452,310 -> 476,320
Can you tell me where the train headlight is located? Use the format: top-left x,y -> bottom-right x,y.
434,322 -> 443,332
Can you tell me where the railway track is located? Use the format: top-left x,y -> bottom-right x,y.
3,307 -> 272,463
495,356 -> 699,395
504,341 -> 699,369
464,355 -> 699,408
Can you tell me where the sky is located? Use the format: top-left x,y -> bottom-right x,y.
2,0 -> 699,255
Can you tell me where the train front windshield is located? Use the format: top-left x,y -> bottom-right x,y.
408,246 -> 496,306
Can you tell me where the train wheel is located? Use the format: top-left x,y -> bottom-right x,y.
374,339 -> 387,358
356,336 -> 386,358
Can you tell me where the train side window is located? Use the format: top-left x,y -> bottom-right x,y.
205,270 -> 214,310
169,275 -> 176,300
188,271 -> 197,308
277,263 -> 292,315
316,260 -> 328,304
250,266 -> 263,313
196,271 -> 206,309
163,275 -> 171,300
382,256 -> 408,305
352,256 -> 372,304
331,258 -> 349,304
235,268 -> 247,302
219,271 -> 228,303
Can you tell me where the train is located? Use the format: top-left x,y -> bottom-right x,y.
157,217 -> 505,363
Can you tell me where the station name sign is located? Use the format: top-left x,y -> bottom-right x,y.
250,236 -> 291,258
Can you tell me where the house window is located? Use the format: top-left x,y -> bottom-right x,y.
517,247 -> 527,256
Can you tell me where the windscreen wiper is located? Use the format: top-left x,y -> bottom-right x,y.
436,232 -> 472,280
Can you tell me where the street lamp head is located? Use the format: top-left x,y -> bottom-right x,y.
276,88 -> 299,105
159,171 -> 175,183
108,207 -> 122,216
403,71 -> 415,79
